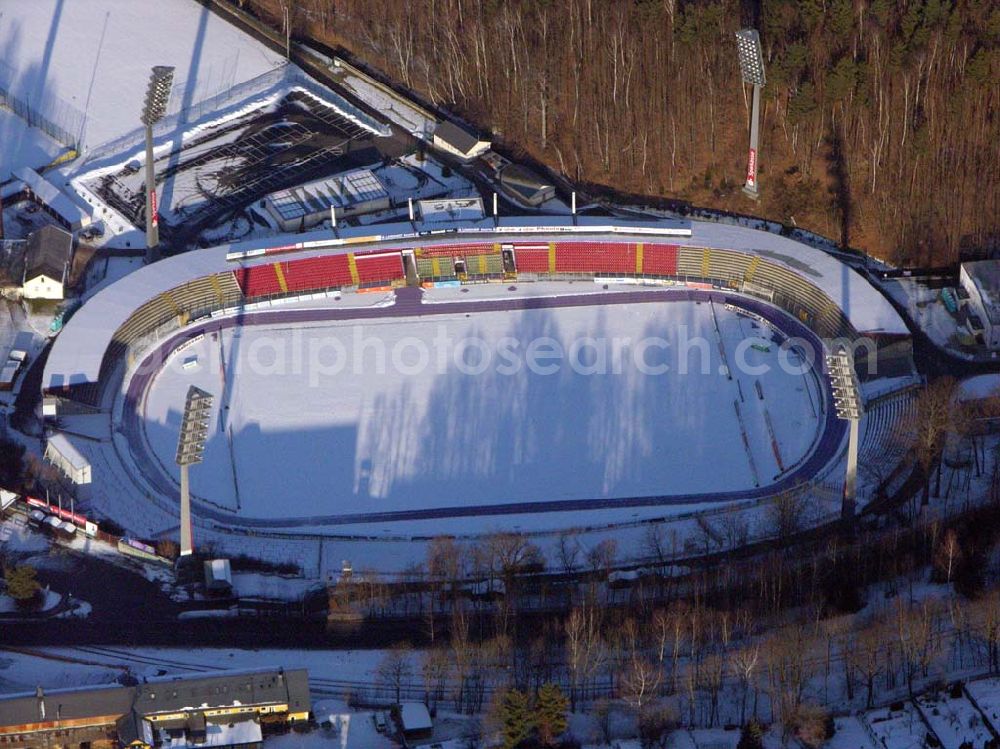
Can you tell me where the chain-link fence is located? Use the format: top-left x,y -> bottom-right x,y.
0,59 -> 85,151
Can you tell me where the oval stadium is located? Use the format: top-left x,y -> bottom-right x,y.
42,217 -> 915,572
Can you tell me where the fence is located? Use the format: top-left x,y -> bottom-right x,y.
80,64 -> 389,168
0,59 -> 85,151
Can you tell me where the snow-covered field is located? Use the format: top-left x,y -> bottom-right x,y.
138,299 -> 823,524
0,0 -> 284,151
0,106 -> 64,178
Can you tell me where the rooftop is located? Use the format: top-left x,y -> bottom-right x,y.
433,120 -> 487,154
264,169 -> 388,222
963,260 -> 1000,325
23,224 -> 73,282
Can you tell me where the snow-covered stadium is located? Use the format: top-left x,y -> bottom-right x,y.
42,217 -> 915,571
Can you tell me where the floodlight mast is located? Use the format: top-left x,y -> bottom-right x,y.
140,66 -> 175,264
735,30 -> 766,200
175,386 -> 214,557
825,348 -> 864,519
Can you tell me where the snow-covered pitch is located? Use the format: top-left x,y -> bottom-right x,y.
134,293 -> 826,528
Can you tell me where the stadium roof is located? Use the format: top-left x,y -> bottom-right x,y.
43,217 -> 908,388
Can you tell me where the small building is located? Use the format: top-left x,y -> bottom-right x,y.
43,432 -> 92,484
22,225 -> 73,300
959,261 -> 1000,349
263,169 -> 390,232
204,559 -> 233,595
398,702 -> 433,741
499,164 -> 557,207
13,167 -> 92,231
418,197 -> 485,223
0,359 -> 21,391
432,121 -> 490,161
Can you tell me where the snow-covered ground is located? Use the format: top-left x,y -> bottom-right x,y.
0,106 -> 65,178
0,0 -> 284,152
137,299 -> 822,523
916,690 -> 994,749
882,278 -> 976,357
862,703 -> 928,749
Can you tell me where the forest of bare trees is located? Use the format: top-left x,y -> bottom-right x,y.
245,0 -> 998,265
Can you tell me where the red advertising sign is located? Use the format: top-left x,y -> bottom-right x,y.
746,148 -> 757,187
151,190 -> 159,227
25,495 -> 88,526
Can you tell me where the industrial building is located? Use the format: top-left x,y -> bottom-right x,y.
0,668 -> 310,749
262,169 -> 390,232
960,260 -> 1000,349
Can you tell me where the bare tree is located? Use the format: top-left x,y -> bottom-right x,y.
377,641 -> 414,703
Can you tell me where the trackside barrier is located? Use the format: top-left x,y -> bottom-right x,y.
13,493 -> 173,566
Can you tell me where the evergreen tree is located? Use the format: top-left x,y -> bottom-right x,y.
4,566 -> 40,608
535,683 -> 569,747
738,718 -> 765,749
500,689 -> 533,749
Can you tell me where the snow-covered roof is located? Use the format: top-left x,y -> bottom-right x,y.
433,120 -> 487,153
399,702 -> 432,732
45,432 -> 89,471
15,168 -> 91,229
43,216 -> 906,388
265,169 -> 388,222
962,260 -> 1000,325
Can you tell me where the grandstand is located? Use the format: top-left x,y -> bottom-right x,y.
34,217 -> 919,555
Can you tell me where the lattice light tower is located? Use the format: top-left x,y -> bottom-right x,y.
140,65 -> 175,264
735,29 -> 766,200
176,386 -> 213,557
826,348 -> 864,518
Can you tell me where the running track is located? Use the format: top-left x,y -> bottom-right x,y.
118,287 -> 846,529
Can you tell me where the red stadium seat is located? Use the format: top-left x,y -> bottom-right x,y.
643,244 -> 679,277
283,255 -> 353,292
555,242 -> 636,274
355,251 -> 404,284
513,248 -> 550,273
233,265 -> 282,297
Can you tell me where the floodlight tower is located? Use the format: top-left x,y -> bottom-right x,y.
735,29 -> 766,200
825,348 -> 864,519
140,66 -> 175,264
175,386 -> 214,557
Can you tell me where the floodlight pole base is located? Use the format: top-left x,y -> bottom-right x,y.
179,462 -> 193,557
742,185 -> 760,201
841,417 -> 860,519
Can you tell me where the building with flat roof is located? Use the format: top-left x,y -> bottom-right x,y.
959,260 -> 1000,349
0,668 -> 310,749
263,169 -> 390,232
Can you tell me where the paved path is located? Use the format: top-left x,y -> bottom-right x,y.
117,287 -> 845,529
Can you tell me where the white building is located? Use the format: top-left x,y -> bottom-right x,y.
959,261 -> 1000,349
432,121 -> 490,161
22,225 -> 73,300
418,197 -> 484,223
44,432 -> 92,484
263,169 -> 390,232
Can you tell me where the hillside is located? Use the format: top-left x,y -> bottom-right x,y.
246,0 -> 998,266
